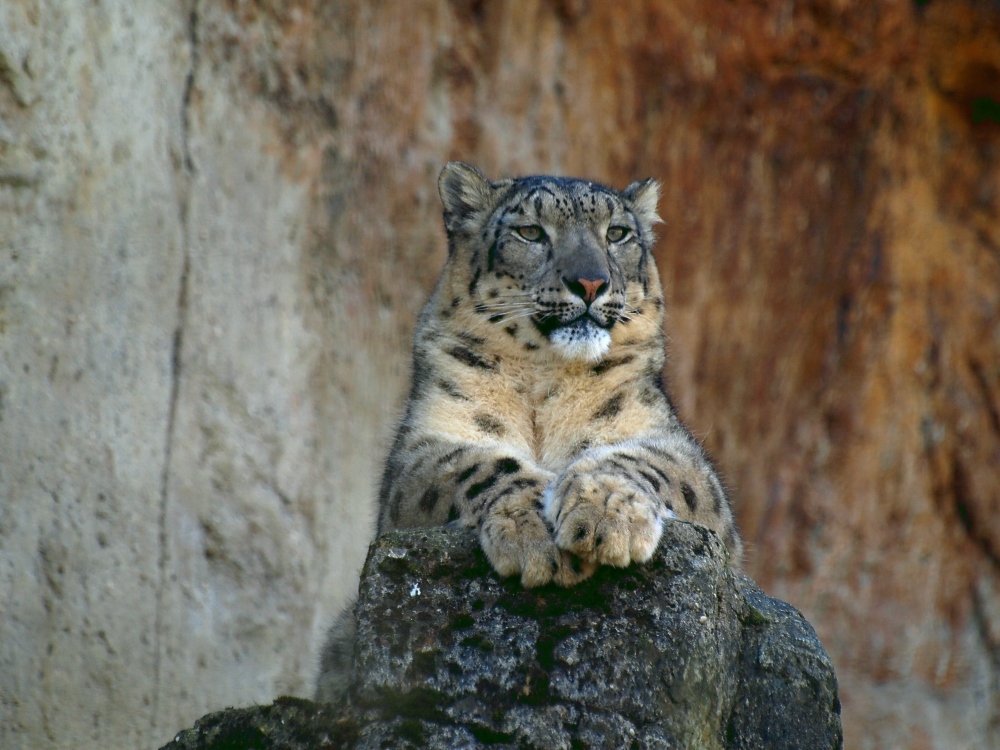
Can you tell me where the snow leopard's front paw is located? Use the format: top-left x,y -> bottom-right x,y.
546,468 -> 672,568
479,495 -> 596,588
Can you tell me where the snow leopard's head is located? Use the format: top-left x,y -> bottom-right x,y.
438,162 -> 663,363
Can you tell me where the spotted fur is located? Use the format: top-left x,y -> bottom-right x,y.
378,162 -> 742,585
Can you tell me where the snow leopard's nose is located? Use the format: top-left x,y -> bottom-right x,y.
565,276 -> 609,304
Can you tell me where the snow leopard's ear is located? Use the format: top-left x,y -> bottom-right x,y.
621,178 -> 662,237
438,162 -> 496,235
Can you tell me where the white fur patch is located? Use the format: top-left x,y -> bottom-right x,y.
541,481 -> 560,525
549,321 -> 611,363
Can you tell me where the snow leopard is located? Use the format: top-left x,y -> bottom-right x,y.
315,162 -> 742,703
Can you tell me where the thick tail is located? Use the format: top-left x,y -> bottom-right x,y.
314,602 -> 357,705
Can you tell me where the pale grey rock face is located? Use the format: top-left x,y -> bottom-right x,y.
0,3 -> 386,748
0,4 -> 191,748
162,523 -> 842,750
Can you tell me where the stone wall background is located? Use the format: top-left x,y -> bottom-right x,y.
0,1 -> 997,749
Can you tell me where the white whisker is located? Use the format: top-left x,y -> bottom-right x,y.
479,303 -> 535,311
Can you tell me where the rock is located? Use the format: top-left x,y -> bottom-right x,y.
162,698 -> 361,750
161,525 -> 842,749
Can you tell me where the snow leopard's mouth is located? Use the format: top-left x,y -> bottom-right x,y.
544,316 -> 613,362
532,311 -> 613,337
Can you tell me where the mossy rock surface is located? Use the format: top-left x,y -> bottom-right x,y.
162,524 -> 842,749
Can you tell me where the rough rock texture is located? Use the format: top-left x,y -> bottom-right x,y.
0,5 -> 193,748
0,2 -> 386,747
1,1 -> 998,749
162,525 -> 842,749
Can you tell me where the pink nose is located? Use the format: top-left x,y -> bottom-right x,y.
577,278 -> 605,303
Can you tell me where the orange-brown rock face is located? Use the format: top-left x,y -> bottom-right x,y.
224,2 -> 997,745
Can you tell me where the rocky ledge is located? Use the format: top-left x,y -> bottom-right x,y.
161,523 -> 842,749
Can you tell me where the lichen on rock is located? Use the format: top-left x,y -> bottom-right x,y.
162,523 -> 842,749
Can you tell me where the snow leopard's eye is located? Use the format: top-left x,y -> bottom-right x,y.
606,226 -> 630,243
514,225 -> 545,242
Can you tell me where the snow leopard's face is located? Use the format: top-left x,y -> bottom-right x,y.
438,163 -> 662,362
